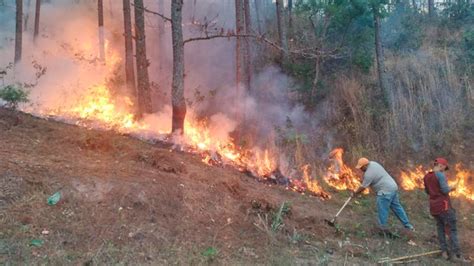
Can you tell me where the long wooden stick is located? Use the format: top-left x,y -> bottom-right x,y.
392,259 -> 418,264
378,250 -> 442,263
334,196 -> 352,218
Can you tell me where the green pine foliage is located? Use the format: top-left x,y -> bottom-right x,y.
0,84 -> 29,109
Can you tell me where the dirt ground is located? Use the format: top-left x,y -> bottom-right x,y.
0,107 -> 473,265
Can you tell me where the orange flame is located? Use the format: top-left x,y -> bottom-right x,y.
399,165 -> 426,191
182,119 -> 277,176
449,164 -> 474,201
324,148 -> 362,192
399,164 -> 473,201
301,164 -> 330,199
69,84 -> 137,129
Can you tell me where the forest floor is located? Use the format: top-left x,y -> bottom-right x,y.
0,107 -> 473,265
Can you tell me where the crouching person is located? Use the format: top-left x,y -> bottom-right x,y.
423,158 -> 470,262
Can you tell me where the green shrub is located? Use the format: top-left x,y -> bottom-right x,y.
0,84 -> 29,109
201,247 -> 218,261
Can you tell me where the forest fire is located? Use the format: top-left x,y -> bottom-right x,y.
27,76 -> 335,197
324,148 -> 362,192
28,79 -> 473,202
400,164 -> 474,201
13,24 -> 471,202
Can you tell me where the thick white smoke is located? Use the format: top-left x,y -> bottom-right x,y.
0,0 -> 318,173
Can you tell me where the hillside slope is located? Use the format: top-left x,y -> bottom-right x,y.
0,107 -> 472,265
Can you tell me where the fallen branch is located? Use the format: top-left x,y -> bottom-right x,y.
377,250 -> 441,264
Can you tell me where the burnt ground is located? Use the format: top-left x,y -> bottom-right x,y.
0,107 -> 473,265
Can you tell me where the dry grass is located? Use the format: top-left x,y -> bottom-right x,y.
323,48 -> 472,162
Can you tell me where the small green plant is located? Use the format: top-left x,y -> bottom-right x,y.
201,246 -> 218,261
288,228 -> 306,244
271,201 -> 291,232
0,84 -> 29,109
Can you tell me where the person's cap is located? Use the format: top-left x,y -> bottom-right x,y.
435,157 -> 449,170
356,158 -> 370,169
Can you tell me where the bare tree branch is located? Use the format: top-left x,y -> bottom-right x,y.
131,2 -> 172,22
134,4 -> 343,60
184,32 -> 342,59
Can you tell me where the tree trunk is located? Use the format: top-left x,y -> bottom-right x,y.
243,0 -> 252,91
374,11 -> 390,106
171,0 -> 186,134
275,0 -> 289,63
254,0 -> 262,34
122,0 -> 136,104
192,0 -> 197,23
235,0 -> 245,89
134,0 -> 153,117
98,0 -> 105,62
158,0 -> 165,71
310,14 -> 329,99
311,57 -> 320,98
288,0 -> 293,32
15,0 -> 22,63
108,0 -> 113,16
24,0 -> 31,31
264,0 -> 272,22
411,0 -> 416,11
33,0 -> 40,41
428,0 -> 434,18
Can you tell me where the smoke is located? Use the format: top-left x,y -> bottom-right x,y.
0,0 -> 318,172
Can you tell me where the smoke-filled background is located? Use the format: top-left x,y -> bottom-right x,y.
0,0 -> 322,176
1,0 -> 473,171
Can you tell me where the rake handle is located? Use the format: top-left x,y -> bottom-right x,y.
334,196 -> 352,218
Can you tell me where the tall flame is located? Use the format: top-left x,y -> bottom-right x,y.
324,148 -> 362,192
449,164 -> 474,201
399,165 -> 426,191
302,164 -> 330,199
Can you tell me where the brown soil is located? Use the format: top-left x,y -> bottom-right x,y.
1,107 -> 473,265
